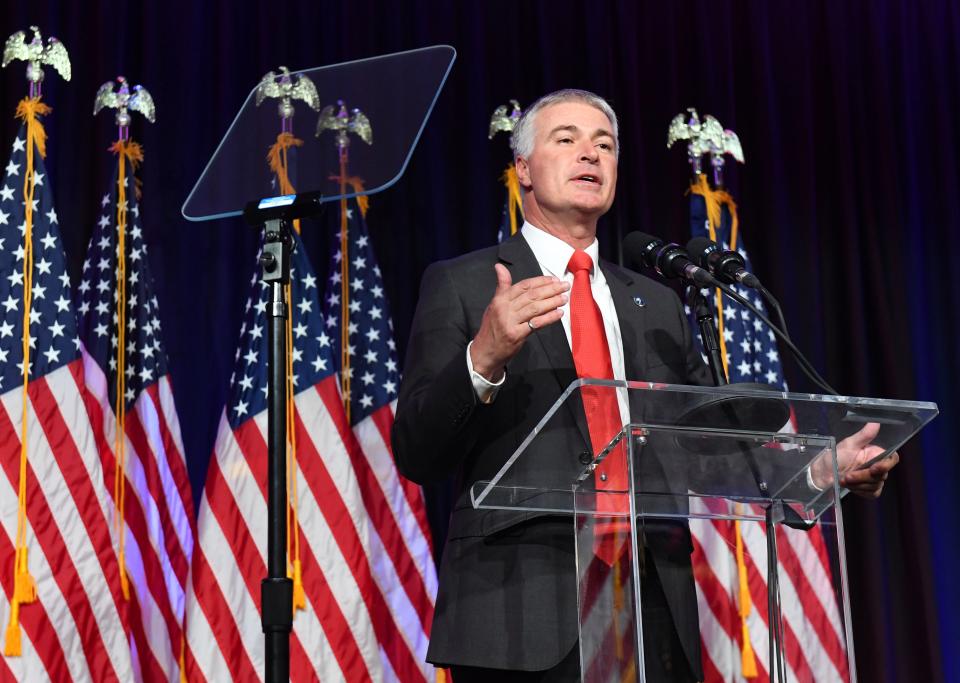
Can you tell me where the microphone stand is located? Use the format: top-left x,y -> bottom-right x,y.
685,284 -> 793,683
686,286 -> 727,386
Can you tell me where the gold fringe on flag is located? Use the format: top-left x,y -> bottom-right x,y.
109,138 -> 144,602
735,519 -> 759,677
179,634 -> 188,683
5,97 -> 52,656
501,164 -> 524,236
327,172 -> 369,423
267,131 -> 307,613
284,285 -> 306,611
688,172 -> 757,677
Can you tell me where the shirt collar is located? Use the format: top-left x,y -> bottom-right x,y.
520,221 -> 600,280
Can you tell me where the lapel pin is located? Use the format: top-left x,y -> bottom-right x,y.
633,296 -> 646,308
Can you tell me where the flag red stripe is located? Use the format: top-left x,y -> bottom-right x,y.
29,376 -> 128,680
122,406 -> 190,583
369,404 -> 435,555
106,448 -> 183,669
699,639 -> 728,683
293,525 -> 374,683
81,366 -> 184,672
214,419 -> 373,682
583,563 -> 636,683
0,379 -> 122,681
0,481 -> 70,681
125,584 -> 169,682
691,536 -> 741,645
146,380 -> 197,526
809,526 -> 836,586
146,375 -> 197,568
742,535 -> 814,683
577,553 -> 612,621
774,528 -> 849,677
289,630 -> 321,683
317,385 -> 434,634
82,363 -> 192,588
295,388 -> 427,683
189,544 -> 260,683
226,416 -> 323,679
202,434 -> 264,606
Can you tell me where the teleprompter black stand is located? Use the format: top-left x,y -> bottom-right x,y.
183,47 -> 456,682
243,203 -> 300,683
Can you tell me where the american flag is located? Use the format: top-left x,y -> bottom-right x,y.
185,207 -> 437,681
321,196 -> 438,682
75,151 -> 196,681
686,189 -> 849,682
0,118 -> 134,679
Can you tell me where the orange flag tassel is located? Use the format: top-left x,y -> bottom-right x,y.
5,97 -> 52,656
501,164 -> 524,237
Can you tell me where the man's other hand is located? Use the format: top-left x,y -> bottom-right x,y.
808,422 -> 899,498
837,422 -> 899,499
469,264 -> 569,382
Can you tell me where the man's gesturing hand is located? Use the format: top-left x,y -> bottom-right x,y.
469,263 -> 570,382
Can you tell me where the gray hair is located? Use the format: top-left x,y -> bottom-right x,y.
510,88 -> 619,159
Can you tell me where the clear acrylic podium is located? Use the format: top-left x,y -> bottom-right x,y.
470,379 -> 937,682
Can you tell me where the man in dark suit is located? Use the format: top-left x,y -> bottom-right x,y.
392,89 -> 896,682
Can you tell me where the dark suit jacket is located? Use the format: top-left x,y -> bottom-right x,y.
392,233 -> 713,674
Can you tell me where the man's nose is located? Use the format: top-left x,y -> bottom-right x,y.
579,142 -> 599,162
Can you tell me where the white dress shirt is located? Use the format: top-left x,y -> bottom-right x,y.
468,222 -> 630,424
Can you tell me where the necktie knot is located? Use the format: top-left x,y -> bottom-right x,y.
567,249 -> 593,276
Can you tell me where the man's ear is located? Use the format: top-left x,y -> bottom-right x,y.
515,156 -> 531,188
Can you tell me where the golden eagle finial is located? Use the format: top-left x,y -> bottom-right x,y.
2,26 -> 71,96
94,76 -> 156,139
488,99 -> 522,140
667,107 -> 744,185
255,66 -> 320,129
316,100 -> 373,150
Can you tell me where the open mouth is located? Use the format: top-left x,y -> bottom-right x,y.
572,174 -> 601,185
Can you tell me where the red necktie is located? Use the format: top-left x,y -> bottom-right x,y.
567,250 -> 628,564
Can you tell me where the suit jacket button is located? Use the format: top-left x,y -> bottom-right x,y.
578,451 -> 592,465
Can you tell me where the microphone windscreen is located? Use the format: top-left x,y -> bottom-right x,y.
685,236 -> 718,268
621,231 -> 663,269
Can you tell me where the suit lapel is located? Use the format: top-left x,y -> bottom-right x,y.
602,260 -> 648,381
498,234 -> 592,451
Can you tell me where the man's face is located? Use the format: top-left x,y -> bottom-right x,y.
516,101 -> 618,223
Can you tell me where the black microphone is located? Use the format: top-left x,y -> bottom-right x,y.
686,236 -> 761,288
622,232 -> 716,287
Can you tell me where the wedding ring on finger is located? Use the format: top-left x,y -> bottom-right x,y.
527,319 -> 537,331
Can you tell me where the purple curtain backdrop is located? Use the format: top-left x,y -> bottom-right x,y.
1,2 -> 956,681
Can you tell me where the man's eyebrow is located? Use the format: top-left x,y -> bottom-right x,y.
547,124 -> 580,137
547,124 -> 615,140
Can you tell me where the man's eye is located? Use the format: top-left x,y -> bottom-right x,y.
597,142 -> 613,151
558,137 -> 573,144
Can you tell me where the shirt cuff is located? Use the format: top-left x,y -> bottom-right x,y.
806,465 -> 825,492
466,340 -> 505,404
